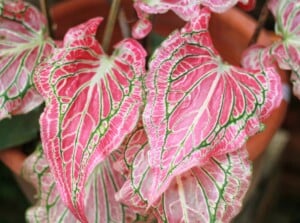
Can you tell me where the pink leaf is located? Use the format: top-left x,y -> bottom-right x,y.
34,18 -> 146,222
241,45 -> 275,70
241,44 -> 282,119
134,0 -> 252,16
291,71 -> 300,100
22,145 -> 142,223
142,8 -> 281,204
200,0 -> 252,13
22,145 -> 78,223
0,1 -> 54,120
268,0 -> 300,99
116,128 -> 252,223
115,126 -> 152,214
132,17 -> 152,39
134,0 -> 201,21
132,0 -> 252,38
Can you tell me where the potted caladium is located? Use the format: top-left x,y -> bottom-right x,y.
0,0 -> 295,222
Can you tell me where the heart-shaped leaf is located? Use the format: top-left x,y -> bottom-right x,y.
132,0 -> 254,38
268,0 -> 300,99
241,44 -> 282,118
0,0 -> 54,120
22,145 -> 78,223
142,8 -> 281,203
116,127 -> 252,223
268,0 -> 300,70
134,0 -> 252,17
34,17 -> 146,222
22,145 -> 144,223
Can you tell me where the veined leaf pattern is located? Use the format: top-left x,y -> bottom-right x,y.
34,17 -> 146,222
134,0 -> 252,17
268,0 -> 300,98
142,8 -> 280,204
116,127 -> 252,223
22,145 -> 141,223
241,44 -> 282,118
22,145 -> 78,223
0,0 -> 54,120
115,126 -> 152,214
132,0 -> 252,38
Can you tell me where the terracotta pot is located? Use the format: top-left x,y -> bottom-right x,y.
2,1 -> 288,175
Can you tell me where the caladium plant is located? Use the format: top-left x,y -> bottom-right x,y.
1,0 -> 298,222
139,6 -> 281,206
22,144 -> 151,223
0,0 -> 54,120
34,17 -> 146,222
267,0 -> 300,99
115,125 -> 252,223
132,0 -> 256,38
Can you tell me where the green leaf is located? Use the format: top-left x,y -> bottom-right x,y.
0,105 -> 43,150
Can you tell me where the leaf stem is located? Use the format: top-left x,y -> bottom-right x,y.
248,0 -> 270,46
118,9 -> 130,38
39,0 -> 54,38
102,0 -> 121,52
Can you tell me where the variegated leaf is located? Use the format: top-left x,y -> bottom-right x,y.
291,71 -> 300,99
200,0 -> 250,12
142,8 -> 281,204
268,0 -> 300,68
132,17 -> 152,40
132,0 -> 253,39
34,17 -> 146,222
241,45 -> 275,70
116,127 -> 252,223
271,41 -> 300,99
22,145 -> 78,223
0,0 -> 54,120
22,145 -> 142,223
268,0 -> 300,98
241,44 -> 282,118
115,126 -> 152,214
134,0 -> 252,16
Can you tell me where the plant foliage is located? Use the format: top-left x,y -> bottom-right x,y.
0,0 -> 296,222
0,0 -> 54,120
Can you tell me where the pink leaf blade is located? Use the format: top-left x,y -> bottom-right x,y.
143,8 -> 281,204
22,145 -> 140,223
241,44 -> 283,119
158,147 -> 251,223
200,0 -> 251,13
0,1 -> 54,120
291,71 -> 300,99
268,0 -> 300,92
132,0 -> 254,38
269,0 -> 300,37
116,128 -> 252,223
270,42 -> 300,99
133,0 -> 253,21
132,18 -> 153,39
37,18 -> 146,222
22,145 -> 78,223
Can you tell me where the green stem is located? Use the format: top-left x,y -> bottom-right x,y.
102,0 -> 121,52
39,0 -> 54,37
